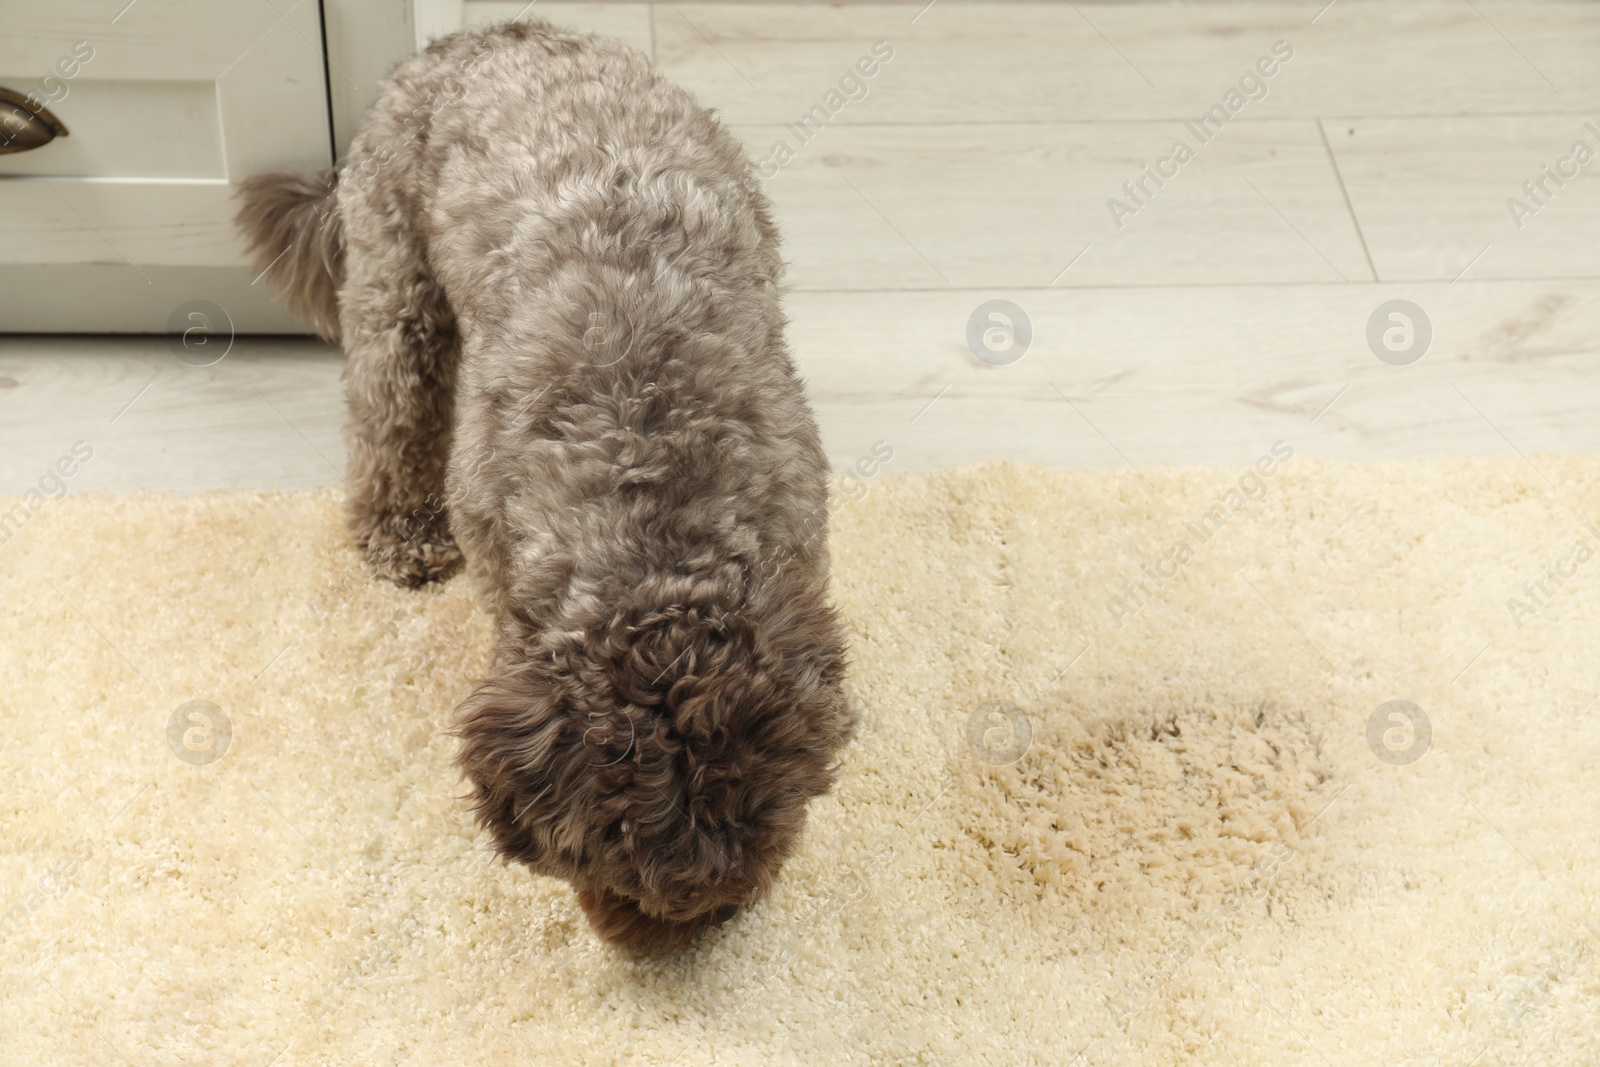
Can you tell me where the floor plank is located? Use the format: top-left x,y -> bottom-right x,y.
652,1 -> 1600,126
5,280 -> 1595,491
788,280 -> 1600,474
1329,115 -> 1600,282
743,119 -> 1373,288
0,337 -> 345,494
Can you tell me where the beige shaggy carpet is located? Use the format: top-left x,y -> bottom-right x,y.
2,456 -> 1598,1066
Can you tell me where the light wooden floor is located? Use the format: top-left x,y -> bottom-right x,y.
3,0 -> 1599,491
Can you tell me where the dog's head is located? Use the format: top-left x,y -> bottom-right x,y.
454,576 -> 852,947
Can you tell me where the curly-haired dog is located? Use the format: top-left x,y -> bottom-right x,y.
236,20 -> 855,946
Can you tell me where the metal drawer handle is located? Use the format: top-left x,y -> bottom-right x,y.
0,86 -> 68,154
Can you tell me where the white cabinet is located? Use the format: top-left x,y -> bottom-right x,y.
0,0 -> 458,333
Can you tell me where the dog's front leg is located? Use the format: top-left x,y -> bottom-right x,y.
339,233 -> 463,588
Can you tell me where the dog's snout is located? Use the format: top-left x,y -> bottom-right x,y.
577,886 -> 741,948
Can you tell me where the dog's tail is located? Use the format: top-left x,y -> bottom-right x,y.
234,168 -> 344,342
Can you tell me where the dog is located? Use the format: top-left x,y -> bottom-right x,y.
236,19 -> 855,946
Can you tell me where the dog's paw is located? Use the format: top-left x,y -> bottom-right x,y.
362,514 -> 463,588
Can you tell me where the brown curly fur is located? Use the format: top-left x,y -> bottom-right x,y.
234,19 -> 855,945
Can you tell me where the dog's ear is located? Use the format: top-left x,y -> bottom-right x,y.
452,662 -> 597,871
